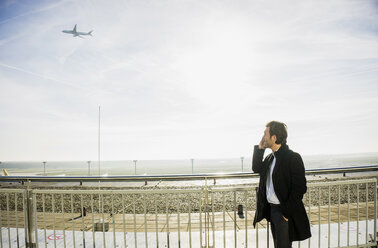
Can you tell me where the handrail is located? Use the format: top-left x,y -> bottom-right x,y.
0,178 -> 377,247
0,165 -> 376,182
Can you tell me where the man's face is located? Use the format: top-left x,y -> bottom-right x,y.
263,127 -> 276,148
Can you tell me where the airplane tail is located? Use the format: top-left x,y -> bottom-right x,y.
3,169 -> 9,176
88,30 -> 93,36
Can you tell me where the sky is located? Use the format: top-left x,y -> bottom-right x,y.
0,0 -> 377,161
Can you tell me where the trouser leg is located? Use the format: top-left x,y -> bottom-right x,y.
270,205 -> 292,248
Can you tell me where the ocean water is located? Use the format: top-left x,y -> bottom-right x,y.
1,152 -> 378,176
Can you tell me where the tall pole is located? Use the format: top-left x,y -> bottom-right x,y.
133,160 -> 137,175
97,107 -> 101,212
98,106 -> 101,176
43,161 -> 46,176
191,158 -> 194,174
240,157 -> 244,172
87,161 -> 91,176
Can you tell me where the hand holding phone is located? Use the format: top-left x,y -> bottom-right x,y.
259,136 -> 265,149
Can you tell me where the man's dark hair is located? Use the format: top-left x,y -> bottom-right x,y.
266,121 -> 288,145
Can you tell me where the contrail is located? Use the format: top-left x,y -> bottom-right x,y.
0,62 -> 85,90
0,1 -> 68,25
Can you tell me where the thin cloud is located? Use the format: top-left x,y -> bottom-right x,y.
0,0 -> 377,160
0,0 -> 69,25
0,62 -> 85,90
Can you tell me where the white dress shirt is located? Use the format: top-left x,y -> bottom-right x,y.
266,152 -> 280,204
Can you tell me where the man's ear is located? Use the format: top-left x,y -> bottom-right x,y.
272,135 -> 277,144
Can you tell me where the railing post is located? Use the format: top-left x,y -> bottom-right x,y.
25,181 -> 36,248
374,180 -> 377,244
267,222 -> 270,248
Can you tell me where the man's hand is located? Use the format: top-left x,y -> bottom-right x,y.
282,215 -> 288,222
258,136 -> 265,150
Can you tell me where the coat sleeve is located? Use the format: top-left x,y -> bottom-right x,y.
252,145 -> 266,173
282,152 -> 307,215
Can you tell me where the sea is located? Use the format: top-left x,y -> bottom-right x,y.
1,152 -> 378,176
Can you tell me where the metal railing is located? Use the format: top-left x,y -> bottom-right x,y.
0,178 -> 377,247
1,165 -> 377,182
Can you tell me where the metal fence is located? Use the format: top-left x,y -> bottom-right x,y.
0,178 -> 377,248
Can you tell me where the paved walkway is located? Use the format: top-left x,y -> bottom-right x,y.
1,220 -> 376,248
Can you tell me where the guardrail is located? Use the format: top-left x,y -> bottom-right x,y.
1,165 -> 377,182
0,176 -> 377,248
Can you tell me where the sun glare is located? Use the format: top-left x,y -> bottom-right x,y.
175,19 -> 260,107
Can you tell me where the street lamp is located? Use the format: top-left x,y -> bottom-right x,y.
87,161 -> 91,176
133,160 -> 137,175
240,157 -> 244,172
43,161 -> 46,176
191,158 -> 194,174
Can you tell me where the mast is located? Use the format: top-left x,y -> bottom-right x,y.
98,106 -> 101,175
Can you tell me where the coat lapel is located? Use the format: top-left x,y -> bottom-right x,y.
272,156 -> 281,179
263,154 -> 274,179
272,145 -> 288,179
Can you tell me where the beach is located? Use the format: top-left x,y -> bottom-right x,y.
2,152 -> 378,176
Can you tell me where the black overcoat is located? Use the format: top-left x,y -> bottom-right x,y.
252,144 -> 311,242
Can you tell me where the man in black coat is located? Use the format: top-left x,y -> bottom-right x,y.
252,121 -> 311,248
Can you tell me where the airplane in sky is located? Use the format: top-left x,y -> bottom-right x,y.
62,24 -> 93,38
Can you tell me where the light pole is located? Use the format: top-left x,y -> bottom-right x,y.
87,161 -> 91,176
133,160 -> 137,175
191,158 -> 194,174
98,106 -> 101,176
240,157 -> 244,172
43,161 -> 46,176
